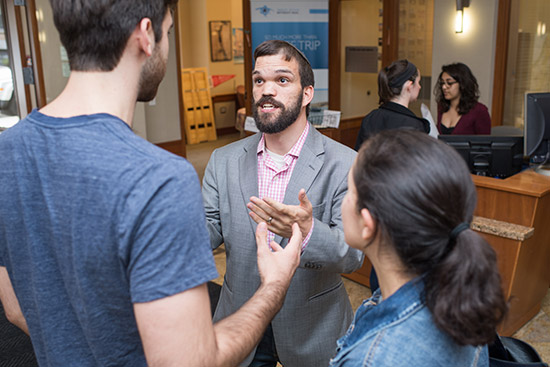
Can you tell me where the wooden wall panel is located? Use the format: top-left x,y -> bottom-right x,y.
474,188 -> 536,227
156,140 -> 186,157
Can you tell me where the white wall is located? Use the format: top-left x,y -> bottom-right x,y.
206,0 -> 245,95
133,103 -> 148,139
178,0 -> 209,69
35,0 -> 67,105
430,0 -> 499,119
143,30 -> 182,143
178,0 -> 245,96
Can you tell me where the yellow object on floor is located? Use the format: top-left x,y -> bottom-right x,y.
181,67 -> 217,144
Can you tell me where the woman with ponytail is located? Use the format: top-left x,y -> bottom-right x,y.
330,130 -> 507,367
354,59 -> 430,150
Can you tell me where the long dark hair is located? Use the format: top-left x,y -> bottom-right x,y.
353,130 -> 507,346
435,62 -> 480,115
378,59 -> 418,105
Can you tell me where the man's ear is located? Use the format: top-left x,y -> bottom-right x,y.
360,208 -> 376,241
302,85 -> 314,108
136,18 -> 155,57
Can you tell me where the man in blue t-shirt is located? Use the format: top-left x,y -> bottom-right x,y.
0,1 -> 302,366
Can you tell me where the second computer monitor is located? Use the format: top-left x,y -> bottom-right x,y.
438,135 -> 524,178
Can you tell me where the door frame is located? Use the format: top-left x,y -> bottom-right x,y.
2,0 -> 46,117
490,0 -> 511,126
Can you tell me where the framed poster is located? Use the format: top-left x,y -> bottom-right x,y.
209,20 -> 232,62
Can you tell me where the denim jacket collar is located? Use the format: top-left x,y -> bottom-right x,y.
342,276 -> 425,346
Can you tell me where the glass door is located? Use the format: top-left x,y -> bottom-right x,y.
339,0 -> 384,119
338,0 -> 434,119
0,0 -> 44,133
502,0 -> 550,128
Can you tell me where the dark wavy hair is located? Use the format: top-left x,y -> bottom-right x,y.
50,0 -> 178,71
435,62 -> 480,115
353,130 -> 507,346
254,40 -> 315,116
378,59 -> 418,105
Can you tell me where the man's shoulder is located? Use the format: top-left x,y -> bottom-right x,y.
0,111 -> 38,140
129,141 -> 197,183
83,117 -> 198,189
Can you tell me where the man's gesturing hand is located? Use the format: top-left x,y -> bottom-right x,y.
248,189 -> 313,239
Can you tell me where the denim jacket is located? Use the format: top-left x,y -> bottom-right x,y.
329,277 -> 488,367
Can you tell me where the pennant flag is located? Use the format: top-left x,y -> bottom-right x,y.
211,74 -> 236,87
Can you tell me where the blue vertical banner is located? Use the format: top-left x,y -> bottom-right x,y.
251,1 -> 329,108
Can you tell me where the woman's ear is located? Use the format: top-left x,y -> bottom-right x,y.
360,208 -> 376,241
402,80 -> 413,95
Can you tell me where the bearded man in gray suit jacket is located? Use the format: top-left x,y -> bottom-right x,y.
202,40 -> 364,367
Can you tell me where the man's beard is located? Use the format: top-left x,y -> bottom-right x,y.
137,46 -> 167,102
253,92 -> 303,134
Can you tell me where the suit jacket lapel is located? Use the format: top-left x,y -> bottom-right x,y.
275,125 -> 324,245
239,134 -> 261,233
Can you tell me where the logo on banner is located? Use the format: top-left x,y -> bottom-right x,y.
255,5 -> 273,17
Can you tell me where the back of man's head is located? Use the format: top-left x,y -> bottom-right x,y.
50,0 -> 178,72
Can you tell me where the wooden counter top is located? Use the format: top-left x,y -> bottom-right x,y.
471,169 -> 550,198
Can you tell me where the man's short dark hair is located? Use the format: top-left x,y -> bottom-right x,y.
50,0 -> 178,72
253,40 -> 315,116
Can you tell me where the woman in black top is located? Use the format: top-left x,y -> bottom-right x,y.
355,59 -> 430,150
355,59 -> 430,292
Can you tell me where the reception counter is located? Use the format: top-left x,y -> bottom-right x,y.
471,169 -> 550,335
344,169 -> 550,336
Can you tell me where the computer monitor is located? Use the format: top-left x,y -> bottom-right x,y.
438,135 -> 524,178
524,92 -> 550,165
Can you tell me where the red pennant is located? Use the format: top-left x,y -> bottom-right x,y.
211,74 -> 236,87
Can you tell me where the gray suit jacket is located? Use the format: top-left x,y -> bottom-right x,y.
202,125 -> 364,367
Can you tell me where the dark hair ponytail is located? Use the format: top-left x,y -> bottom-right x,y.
353,130 -> 507,346
378,59 -> 418,105
425,229 -> 506,345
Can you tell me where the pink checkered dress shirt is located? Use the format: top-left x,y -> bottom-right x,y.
257,123 -> 314,249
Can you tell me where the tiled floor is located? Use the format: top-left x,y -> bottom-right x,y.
187,133 -> 550,364
186,133 -> 244,183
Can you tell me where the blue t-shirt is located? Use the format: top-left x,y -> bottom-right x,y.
0,110 -> 218,366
